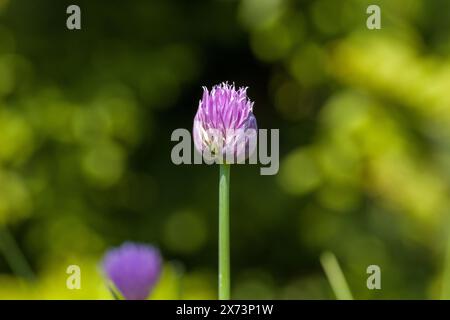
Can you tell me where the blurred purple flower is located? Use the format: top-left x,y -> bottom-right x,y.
193,82 -> 257,163
102,242 -> 162,300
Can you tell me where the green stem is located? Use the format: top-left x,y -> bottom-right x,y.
320,251 -> 353,300
0,227 -> 35,281
219,164 -> 230,300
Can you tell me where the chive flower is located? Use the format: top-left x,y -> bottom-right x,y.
102,242 -> 162,300
192,82 -> 257,300
193,82 -> 257,163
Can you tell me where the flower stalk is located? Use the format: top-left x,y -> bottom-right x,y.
219,164 -> 230,300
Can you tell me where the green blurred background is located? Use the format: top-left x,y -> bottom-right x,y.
0,0 -> 449,299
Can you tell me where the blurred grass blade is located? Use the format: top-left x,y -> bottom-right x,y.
440,229 -> 450,299
171,260 -> 185,300
106,280 -> 124,300
0,227 -> 35,281
320,251 -> 353,300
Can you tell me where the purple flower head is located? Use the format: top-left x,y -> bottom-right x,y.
102,242 -> 162,300
193,82 -> 257,163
